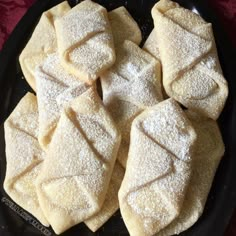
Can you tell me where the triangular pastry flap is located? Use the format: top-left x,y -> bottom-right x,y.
42,176 -> 95,211
152,6 -> 212,81
5,92 -> 39,137
102,40 -> 162,107
140,99 -> 196,162
125,128 -> 173,190
4,122 -> 44,179
171,66 -> 218,99
108,7 -> 142,46
164,7 -> 212,40
186,111 -> 224,159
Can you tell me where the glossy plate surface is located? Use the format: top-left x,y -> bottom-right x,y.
0,0 -> 235,235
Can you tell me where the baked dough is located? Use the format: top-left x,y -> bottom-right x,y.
35,53 -> 89,150
4,93 -> 49,226
152,0 -> 228,120
36,87 -> 121,235
101,40 -> 163,168
19,1 -> 71,91
55,0 -> 115,84
157,110 -> 225,236
108,6 -> 142,47
118,98 -> 197,236
85,162 -> 125,232
143,30 -> 161,60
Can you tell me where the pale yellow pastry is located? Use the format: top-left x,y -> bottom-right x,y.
152,0 -> 228,120
35,53 -> 89,150
36,87 -> 121,235
19,1 -> 71,91
4,93 -> 49,226
55,0 -> 115,84
108,6 -> 142,47
157,110 -> 225,236
118,98 -> 197,236
143,30 -> 161,60
101,40 -> 163,168
85,162 -> 125,232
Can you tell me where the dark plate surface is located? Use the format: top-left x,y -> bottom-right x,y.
0,0 -> 236,236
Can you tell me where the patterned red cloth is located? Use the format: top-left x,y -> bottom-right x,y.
0,0 -> 235,235
0,0 -> 36,50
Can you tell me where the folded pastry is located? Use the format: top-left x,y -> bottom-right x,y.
55,0 -> 115,84
143,30 -> 161,60
152,0 -> 228,120
36,87 -> 121,235
85,162 -> 125,232
19,1 -> 71,91
101,40 -> 163,168
35,53 -> 89,150
4,93 -> 48,226
158,110 -> 225,236
118,98 -> 197,236
108,7 -> 142,47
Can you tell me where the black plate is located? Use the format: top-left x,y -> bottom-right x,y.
0,0 -> 236,235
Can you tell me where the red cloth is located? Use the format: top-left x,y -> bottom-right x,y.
0,0 -> 235,235
0,0 -> 36,50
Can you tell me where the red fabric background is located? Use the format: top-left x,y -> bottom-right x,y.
0,0 -> 235,235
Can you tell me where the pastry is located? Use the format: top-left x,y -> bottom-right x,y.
118,98 -> 197,236
85,162 -> 125,232
19,1 -> 71,91
4,93 -> 49,226
152,0 -> 228,120
108,6 -> 142,47
143,30 -> 161,60
36,87 -> 121,235
157,110 -> 225,235
55,0 -> 115,84
101,40 -> 163,168
35,53 -> 89,150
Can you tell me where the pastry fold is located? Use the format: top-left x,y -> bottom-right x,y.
108,7 -> 142,47
101,40 -> 163,167
4,93 -> 48,226
118,98 -> 197,236
158,111 -> 225,236
19,1 -> 71,91
35,53 -> 89,150
143,30 -> 161,61
36,87 -> 121,235
84,162 -> 125,232
152,0 -> 228,120
55,0 -> 115,84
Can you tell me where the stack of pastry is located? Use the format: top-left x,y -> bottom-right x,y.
3,0 -> 228,235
